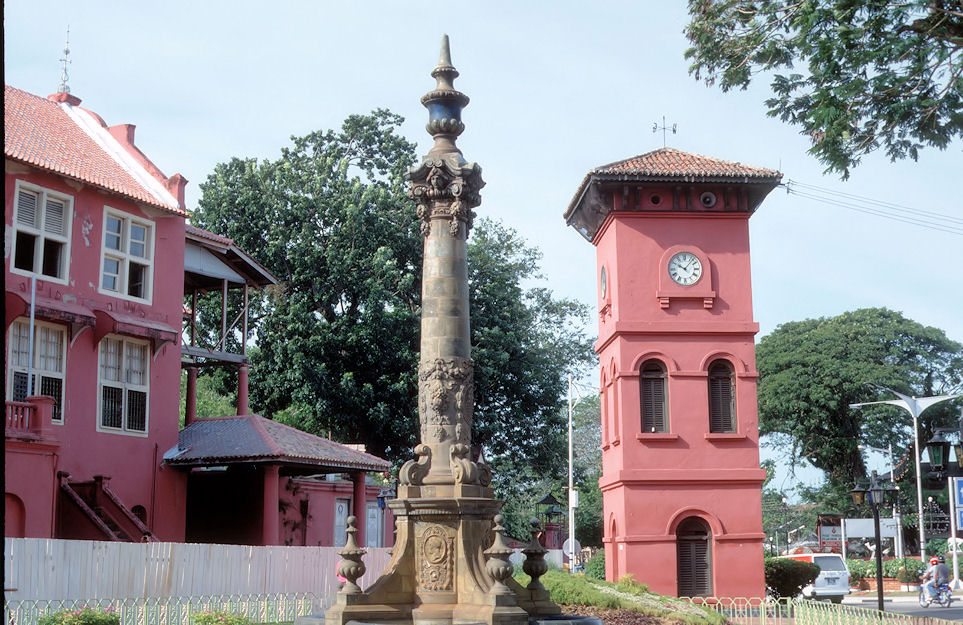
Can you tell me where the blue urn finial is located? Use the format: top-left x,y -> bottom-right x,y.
421,34 -> 470,156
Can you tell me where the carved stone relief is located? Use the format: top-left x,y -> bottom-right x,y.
418,524 -> 454,591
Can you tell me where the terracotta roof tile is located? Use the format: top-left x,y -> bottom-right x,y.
4,85 -> 187,216
166,414 -> 391,472
592,147 -> 781,180
186,224 -> 234,246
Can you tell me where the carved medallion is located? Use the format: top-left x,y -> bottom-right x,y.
418,525 -> 454,591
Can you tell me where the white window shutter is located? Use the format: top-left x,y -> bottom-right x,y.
17,189 -> 39,228
44,197 -> 66,236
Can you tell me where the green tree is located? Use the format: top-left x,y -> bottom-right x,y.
191,110 -> 594,481
684,0 -> 963,177
756,308 -> 962,492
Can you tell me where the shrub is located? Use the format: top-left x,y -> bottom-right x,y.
584,550 -> 605,580
192,612 -> 252,625
764,557 -> 819,599
846,558 -> 874,581
38,607 -> 120,625
615,574 -> 649,594
883,557 -> 924,582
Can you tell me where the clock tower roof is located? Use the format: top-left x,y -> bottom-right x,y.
564,147 -> 782,241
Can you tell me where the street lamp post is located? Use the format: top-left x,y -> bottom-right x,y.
850,388 -> 962,559
852,471 -> 897,613
858,442 -> 901,557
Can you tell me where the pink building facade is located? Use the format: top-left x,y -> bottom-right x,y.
565,148 -> 782,597
5,85 -> 393,548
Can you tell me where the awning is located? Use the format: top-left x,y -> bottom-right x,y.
5,289 -> 96,338
93,309 -> 180,351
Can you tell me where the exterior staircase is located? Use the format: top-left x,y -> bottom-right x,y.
58,473 -> 156,542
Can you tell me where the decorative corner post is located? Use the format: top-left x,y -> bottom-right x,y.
336,516 -> 367,594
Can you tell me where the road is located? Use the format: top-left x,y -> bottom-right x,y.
845,597 -> 963,621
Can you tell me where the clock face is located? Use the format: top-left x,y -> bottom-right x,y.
668,252 -> 703,286
600,266 -> 607,298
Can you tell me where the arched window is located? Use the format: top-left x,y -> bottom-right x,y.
677,517 -> 712,597
640,360 -> 668,433
707,359 -> 735,433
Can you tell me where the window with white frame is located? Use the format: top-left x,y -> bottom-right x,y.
6,319 -> 66,422
98,336 -> 150,434
12,183 -> 72,282
100,209 -> 154,301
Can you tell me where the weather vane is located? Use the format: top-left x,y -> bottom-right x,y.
652,116 -> 677,147
58,26 -> 71,94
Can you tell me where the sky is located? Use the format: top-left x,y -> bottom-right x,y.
4,1 -> 961,494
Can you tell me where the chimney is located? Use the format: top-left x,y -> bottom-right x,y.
165,173 -> 188,212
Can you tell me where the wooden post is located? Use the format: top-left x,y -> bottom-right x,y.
262,465 -> 280,545
352,471 -> 367,548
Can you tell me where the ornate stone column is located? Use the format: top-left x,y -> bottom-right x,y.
398,35 -> 487,495
317,36 -> 563,625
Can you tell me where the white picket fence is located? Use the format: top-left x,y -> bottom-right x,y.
3,538 -> 392,600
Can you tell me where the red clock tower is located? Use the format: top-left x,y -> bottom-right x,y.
565,148 -> 781,597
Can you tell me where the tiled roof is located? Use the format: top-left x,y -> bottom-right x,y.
4,85 -> 187,215
564,147 -> 783,241
591,147 -> 782,180
186,224 -> 233,246
165,414 -> 391,472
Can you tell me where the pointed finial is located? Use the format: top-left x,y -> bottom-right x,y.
58,26 -> 72,94
438,34 -> 453,67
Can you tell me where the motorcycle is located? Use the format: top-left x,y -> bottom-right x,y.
919,582 -> 952,608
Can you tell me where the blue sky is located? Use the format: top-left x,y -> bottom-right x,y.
5,1 -> 961,493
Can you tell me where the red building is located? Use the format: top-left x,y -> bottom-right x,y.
4,85 -> 392,547
565,148 -> 781,597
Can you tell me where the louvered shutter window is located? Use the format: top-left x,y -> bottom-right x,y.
708,360 -> 735,433
640,360 -> 668,433
44,198 -> 66,235
12,185 -> 70,279
17,190 -> 39,228
677,517 -> 712,597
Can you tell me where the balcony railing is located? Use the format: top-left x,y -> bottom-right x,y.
5,396 -> 56,438
6,401 -> 34,430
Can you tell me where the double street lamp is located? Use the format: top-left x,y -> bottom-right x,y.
850,388 -> 961,559
851,471 -> 897,613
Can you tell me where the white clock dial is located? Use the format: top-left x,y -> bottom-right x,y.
668,252 -> 703,286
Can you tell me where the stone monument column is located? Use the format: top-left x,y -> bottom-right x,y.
318,36 -> 562,625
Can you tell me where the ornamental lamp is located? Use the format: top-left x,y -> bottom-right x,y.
927,430 -> 951,470
851,480 -> 868,506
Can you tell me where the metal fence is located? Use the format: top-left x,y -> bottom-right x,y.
684,596 -> 961,625
4,592 -> 324,625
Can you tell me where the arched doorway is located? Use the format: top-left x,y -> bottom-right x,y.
676,516 -> 712,597
5,493 -> 26,537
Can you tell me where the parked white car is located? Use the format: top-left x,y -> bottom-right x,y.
781,553 -> 851,603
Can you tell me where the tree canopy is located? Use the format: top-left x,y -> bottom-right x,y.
756,308 -> 962,491
191,110 -> 594,482
685,0 -> 963,177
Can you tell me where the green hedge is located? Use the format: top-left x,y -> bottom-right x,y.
38,608 -> 119,625
584,550 -> 606,580
764,557 -> 819,599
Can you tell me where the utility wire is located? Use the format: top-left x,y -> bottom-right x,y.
783,179 -> 963,236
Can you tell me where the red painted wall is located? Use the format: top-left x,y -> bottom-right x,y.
593,210 -> 766,597
5,163 -> 188,541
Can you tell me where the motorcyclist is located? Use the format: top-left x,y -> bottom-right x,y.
922,555 -> 951,600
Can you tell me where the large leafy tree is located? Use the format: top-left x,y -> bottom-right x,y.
684,0 -> 963,177
191,111 -> 594,479
757,308 -> 963,491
